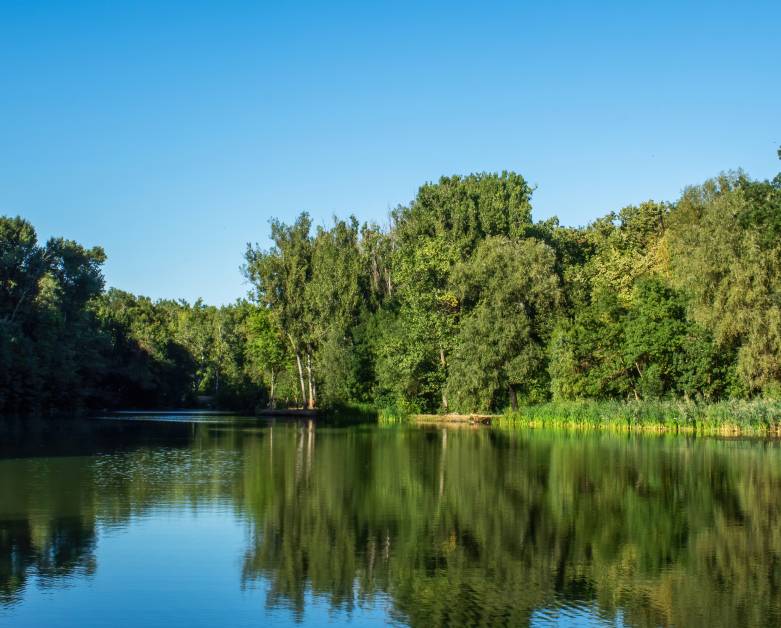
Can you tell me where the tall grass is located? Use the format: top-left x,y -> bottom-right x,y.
494,399 -> 781,435
377,403 -> 411,425
322,398 -> 781,434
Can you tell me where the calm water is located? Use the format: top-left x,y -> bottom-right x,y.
1,414 -> 780,627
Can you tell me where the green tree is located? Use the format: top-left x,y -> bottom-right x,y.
245,214 -> 314,407
549,291 -> 631,400
307,217 -> 363,406
665,169 -> 781,396
390,172 -> 534,411
447,237 -> 561,411
244,306 -> 287,407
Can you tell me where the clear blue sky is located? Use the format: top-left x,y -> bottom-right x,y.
1,1 -> 779,304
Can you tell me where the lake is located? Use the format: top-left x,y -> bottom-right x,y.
1,413 -> 780,627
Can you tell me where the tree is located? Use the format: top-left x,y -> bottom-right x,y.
0,216 -> 48,323
549,290 -> 630,400
306,217 -> 363,407
390,172 -> 535,411
665,170 -> 781,396
245,214 -> 314,407
0,217 -> 109,412
446,237 -> 561,411
244,306 -> 287,407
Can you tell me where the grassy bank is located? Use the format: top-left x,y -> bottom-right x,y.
493,400 -> 781,435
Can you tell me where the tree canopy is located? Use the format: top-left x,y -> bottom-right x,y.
2,151 -> 780,414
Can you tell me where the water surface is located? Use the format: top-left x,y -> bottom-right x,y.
1,414 -> 780,627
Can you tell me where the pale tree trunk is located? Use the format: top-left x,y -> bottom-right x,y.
295,352 -> 307,408
439,346 -> 448,412
306,352 -> 316,409
8,286 -> 31,323
633,362 -> 642,401
268,370 -> 276,408
371,255 -> 380,294
508,385 -> 518,411
215,320 -> 223,395
289,334 -> 308,409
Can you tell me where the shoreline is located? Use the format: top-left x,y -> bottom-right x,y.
388,400 -> 781,436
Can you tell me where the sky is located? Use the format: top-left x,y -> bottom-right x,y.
1,1 -> 779,304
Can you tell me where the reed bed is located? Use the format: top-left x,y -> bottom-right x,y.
494,399 -> 781,435
376,404 -> 411,425
325,398 -> 781,435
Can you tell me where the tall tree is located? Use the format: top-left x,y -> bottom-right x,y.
245,214 -> 313,407
244,306 -> 288,408
446,236 -> 561,411
391,172 -> 534,411
665,169 -> 781,395
306,217 -> 363,407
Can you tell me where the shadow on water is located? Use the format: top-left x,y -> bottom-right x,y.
1,413 -> 781,626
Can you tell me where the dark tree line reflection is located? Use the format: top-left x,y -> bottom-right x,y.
2,419 -> 781,626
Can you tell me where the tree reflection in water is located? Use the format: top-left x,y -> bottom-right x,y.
1,418 -> 780,627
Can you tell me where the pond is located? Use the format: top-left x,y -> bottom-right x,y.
1,413 -> 780,627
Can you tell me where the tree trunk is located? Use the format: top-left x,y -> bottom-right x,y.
633,362 -> 643,401
295,352 -> 307,409
8,286 -> 31,323
268,370 -> 276,409
371,255 -> 380,294
508,385 -> 518,411
306,352 -> 316,409
289,334 -> 308,409
439,346 -> 448,412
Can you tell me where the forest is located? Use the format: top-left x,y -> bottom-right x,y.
1,151 -> 780,416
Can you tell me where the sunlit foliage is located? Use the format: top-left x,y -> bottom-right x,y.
2,150 -> 780,414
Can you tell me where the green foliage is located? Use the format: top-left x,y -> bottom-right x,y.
388,172 -> 535,411
0,214 -> 273,413
244,214 -> 364,409
446,236 -> 561,411
243,306 -> 288,407
549,291 -> 631,399
4,150 -> 781,416
666,169 -> 781,394
0,217 -> 108,413
96,289 -> 196,407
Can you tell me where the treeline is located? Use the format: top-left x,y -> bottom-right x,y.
2,151 -> 780,414
245,152 -> 781,413
0,219 -> 289,413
